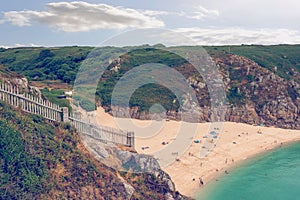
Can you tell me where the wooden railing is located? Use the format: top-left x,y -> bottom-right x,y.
0,82 -> 134,147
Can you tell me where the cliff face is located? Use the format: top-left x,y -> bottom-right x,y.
216,54 -> 299,129
104,53 -> 299,129
82,135 -> 191,200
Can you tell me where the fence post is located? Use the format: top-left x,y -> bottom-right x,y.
126,131 -> 135,148
61,107 -> 69,122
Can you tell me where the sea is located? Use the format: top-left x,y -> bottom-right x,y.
196,142 -> 300,200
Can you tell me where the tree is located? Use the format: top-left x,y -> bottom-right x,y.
37,49 -> 55,61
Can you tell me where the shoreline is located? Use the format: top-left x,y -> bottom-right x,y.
162,123 -> 300,198
92,107 -> 300,198
195,139 -> 300,198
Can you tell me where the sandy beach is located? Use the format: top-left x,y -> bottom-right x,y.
93,107 -> 300,198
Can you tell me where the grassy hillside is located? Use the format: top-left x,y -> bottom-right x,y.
0,46 -> 92,84
96,48 -> 185,111
0,101 -> 124,199
204,44 -> 300,80
0,45 -> 299,113
40,88 -> 72,112
0,101 -> 187,199
1,45 -> 299,84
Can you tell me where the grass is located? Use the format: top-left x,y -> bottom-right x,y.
40,88 -> 72,113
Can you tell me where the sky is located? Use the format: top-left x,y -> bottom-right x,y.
1,0 -> 300,47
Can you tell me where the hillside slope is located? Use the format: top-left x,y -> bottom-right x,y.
205,45 -> 300,81
0,45 -> 299,129
96,48 -> 299,129
0,101 -> 189,199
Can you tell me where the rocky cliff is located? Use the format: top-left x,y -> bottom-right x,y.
103,52 -> 299,129
217,53 -> 299,129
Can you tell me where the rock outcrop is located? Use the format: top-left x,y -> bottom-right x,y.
104,53 -> 299,129
0,66 -> 43,98
82,135 -> 192,200
216,54 -> 299,129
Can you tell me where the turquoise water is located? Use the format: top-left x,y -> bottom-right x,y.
197,142 -> 300,200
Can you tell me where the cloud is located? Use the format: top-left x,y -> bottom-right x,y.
3,11 -> 51,26
0,43 -> 42,49
183,6 -> 219,20
142,10 -> 170,16
2,1 -> 165,32
175,28 -> 300,45
0,19 -> 6,24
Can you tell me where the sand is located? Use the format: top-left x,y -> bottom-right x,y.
93,107 -> 300,198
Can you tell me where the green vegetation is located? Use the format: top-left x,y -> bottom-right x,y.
0,119 -> 48,198
227,86 -> 245,105
0,46 -> 92,84
96,48 -> 185,112
0,101 -> 122,199
0,46 -> 188,112
129,84 -> 180,111
1,45 -> 299,84
0,101 -> 186,199
205,44 -> 300,80
41,88 -> 72,112
1,44 -> 299,112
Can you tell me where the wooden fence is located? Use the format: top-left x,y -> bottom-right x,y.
0,82 -> 134,147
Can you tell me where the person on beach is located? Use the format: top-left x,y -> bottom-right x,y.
199,177 -> 204,186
